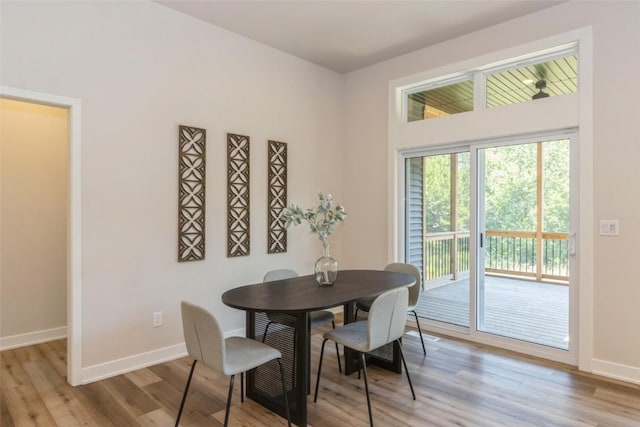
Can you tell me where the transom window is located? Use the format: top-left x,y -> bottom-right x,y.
404,45 -> 578,122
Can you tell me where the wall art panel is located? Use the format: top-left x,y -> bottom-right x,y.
227,133 -> 250,257
178,125 -> 206,262
267,140 -> 287,253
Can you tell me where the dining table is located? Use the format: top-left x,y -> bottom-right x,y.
221,269 -> 416,426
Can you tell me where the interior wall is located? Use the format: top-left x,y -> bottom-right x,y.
0,0 -> 344,374
343,0 -> 640,381
0,99 -> 68,342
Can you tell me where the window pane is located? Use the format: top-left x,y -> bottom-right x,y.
424,155 -> 452,232
486,55 -> 578,108
542,139 -> 570,233
456,152 -> 470,231
407,80 -> 473,122
484,144 -> 537,231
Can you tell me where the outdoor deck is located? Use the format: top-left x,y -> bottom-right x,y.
415,275 -> 569,349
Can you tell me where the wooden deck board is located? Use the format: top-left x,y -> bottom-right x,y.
416,276 -> 569,349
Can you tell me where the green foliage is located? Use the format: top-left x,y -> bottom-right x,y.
483,141 -> 570,232
281,192 -> 346,244
423,143 -> 570,233
542,140 -> 570,232
423,152 -> 470,233
424,156 -> 451,232
484,144 -> 537,231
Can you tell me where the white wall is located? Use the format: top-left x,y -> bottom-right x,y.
342,0 -> 640,383
0,99 -> 68,347
2,0 -> 638,386
0,0 -> 344,377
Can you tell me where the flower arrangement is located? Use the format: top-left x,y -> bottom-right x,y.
281,192 -> 346,250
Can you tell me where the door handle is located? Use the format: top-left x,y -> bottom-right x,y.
569,232 -> 576,256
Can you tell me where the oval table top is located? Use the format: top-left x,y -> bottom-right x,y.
222,269 -> 416,313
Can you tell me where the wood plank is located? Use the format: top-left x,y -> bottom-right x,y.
21,359 -> 97,426
38,340 -> 67,379
74,381 -> 140,426
0,388 -> 16,427
136,407 -> 175,427
3,384 -> 57,426
126,368 -> 163,388
1,349 -> 31,390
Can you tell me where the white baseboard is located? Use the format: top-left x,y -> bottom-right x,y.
81,328 -> 246,384
592,358 -> 640,386
82,342 -> 188,384
0,326 -> 67,351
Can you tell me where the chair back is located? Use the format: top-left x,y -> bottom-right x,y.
264,269 -> 298,282
384,262 -> 422,308
367,287 -> 409,350
181,301 -> 225,373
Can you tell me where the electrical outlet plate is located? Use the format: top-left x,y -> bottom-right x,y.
599,219 -> 619,236
153,312 -> 163,327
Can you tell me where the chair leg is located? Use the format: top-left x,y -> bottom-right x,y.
313,338 -> 328,402
240,372 -> 244,403
397,340 -> 416,400
331,321 -> 342,373
411,310 -> 427,355
277,359 -> 292,427
175,360 -> 197,427
261,321 -> 272,342
224,375 -> 235,427
360,352 -> 374,427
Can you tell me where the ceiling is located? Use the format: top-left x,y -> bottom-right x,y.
155,0 -> 567,74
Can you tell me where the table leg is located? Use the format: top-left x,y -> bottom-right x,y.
245,310 -> 309,426
343,302 -> 360,375
294,312 -> 310,424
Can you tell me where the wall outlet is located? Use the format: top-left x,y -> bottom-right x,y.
153,311 -> 163,327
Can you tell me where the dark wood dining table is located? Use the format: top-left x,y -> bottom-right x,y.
221,269 -> 416,426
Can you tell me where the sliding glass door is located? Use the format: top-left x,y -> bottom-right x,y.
477,138 -> 572,349
404,131 -> 576,357
406,149 -> 470,328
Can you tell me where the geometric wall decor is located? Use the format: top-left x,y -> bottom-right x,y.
267,140 -> 287,254
227,133 -> 250,257
178,125 -> 206,262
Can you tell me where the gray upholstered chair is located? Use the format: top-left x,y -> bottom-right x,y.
314,287 -> 416,426
176,301 -> 291,427
262,269 -> 341,373
355,262 -> 426,355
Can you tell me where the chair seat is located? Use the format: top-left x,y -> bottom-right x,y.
355,297 -> 374,313
310,310 -> 335,328
267,310 -> 334,329
223,336 -> 282,376
323,320 -> 370,353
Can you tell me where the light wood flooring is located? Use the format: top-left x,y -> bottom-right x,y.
2,323 -> 640,426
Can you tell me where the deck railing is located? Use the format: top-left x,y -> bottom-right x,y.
424,230 -> 569,282
424,232 -> 470,281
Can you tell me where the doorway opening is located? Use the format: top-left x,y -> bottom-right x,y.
0,86 -> 82,385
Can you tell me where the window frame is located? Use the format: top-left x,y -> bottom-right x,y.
401,42 -> 579,123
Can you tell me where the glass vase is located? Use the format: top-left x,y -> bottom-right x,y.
315,241 -> 338,286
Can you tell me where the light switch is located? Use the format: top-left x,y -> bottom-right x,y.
599,220 -> 619,236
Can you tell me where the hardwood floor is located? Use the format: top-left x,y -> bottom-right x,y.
2,324 -> 640,426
